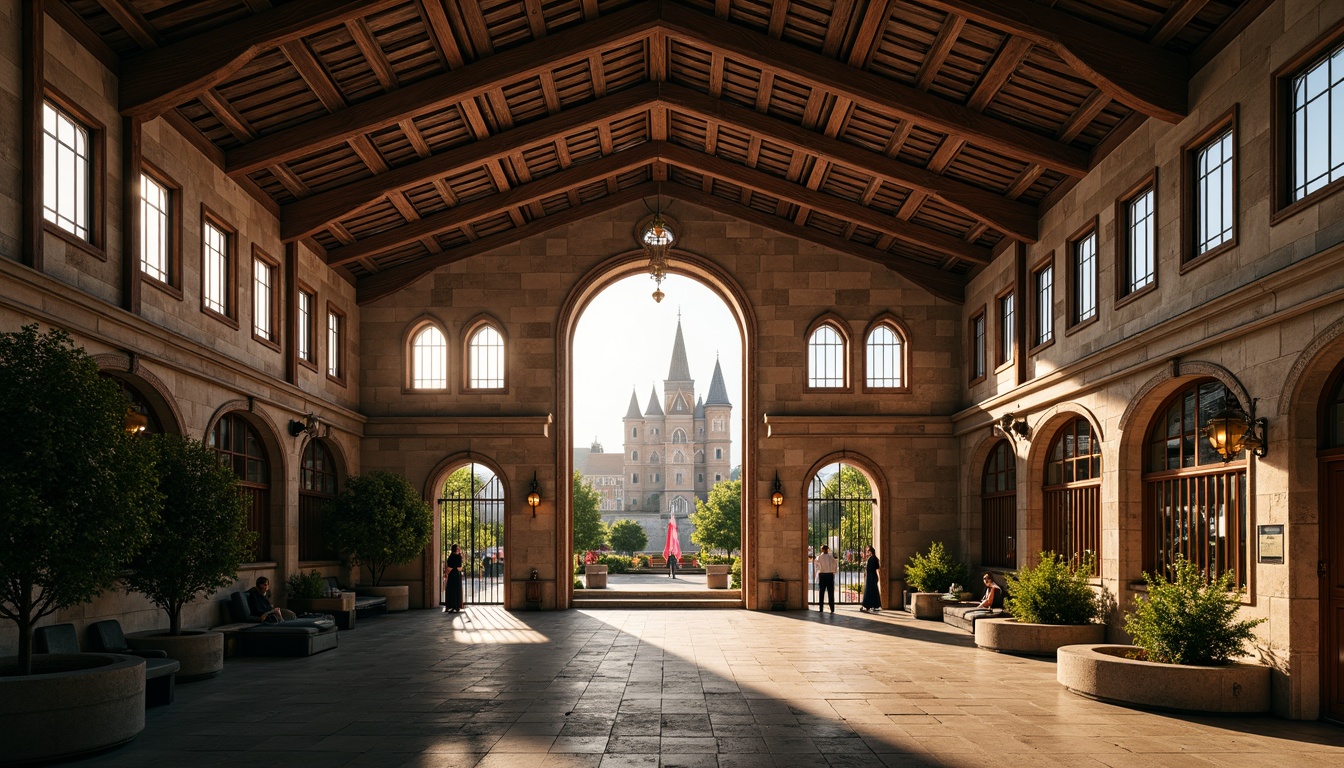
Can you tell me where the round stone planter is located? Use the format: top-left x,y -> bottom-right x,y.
361,585 -> 409,611
909,592 -> 944,620
126,629 -> 223,681
705,564 -> 731,589
975,618 -> 1106,656
0,653 -> 145,764
584,564 -> 608,589
1057,644 -> 1270,713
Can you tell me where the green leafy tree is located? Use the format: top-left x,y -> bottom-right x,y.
0,326 -> 160,675
809,466 -> 874,551
609,519 -> 649,555
1125,555 -> 1266,665
572,471 -> 608,553
691,479 -> 741,555
439,467 -> 502,570
326,470 -> 433,586
125,435 -> 254,635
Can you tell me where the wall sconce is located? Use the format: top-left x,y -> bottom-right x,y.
527,472 -> 541,516
288,412 -> 321,439
124,406 -> 149,435
1203,401 -> 1267,461
771,473 -> 784,517
993,412 -> 1030,442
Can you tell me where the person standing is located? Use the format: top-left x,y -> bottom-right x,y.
859,546 -> 882,613
668,553 -> 679,579
815,545 -> 838,612
444,544 -> 464,613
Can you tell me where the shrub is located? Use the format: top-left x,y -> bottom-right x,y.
903,541 -> 967,593
1124,555 -> 1266,665
325,470 -> 432,586
634,554 -> 651,569
609,519 -> 648,555
1004,551 -> 1100,625
574,579 -> 584,590
700,554 -> 733,565
286,569 -> 326,600
730,557 -> 742,590
597,554 -> 630,574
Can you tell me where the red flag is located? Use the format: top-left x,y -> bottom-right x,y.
663,517 -> 681,560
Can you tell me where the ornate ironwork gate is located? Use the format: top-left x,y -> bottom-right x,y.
439,464 -> 505,606
807,462 -> 875,605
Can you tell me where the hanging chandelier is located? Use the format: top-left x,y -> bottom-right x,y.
640,202 -> 674,303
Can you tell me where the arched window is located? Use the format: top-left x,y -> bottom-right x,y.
410,324 -> 447,389
1325,362 -> 1344,449
299,440 -> 338,561
672,429 -> 686,443
650,452 -> 659,464
715,448 -> 722,460
631,473 -> 639,484
865,323 -> 905,389
1144,379 -> 1248,586
696,450 -> 704,464
631,450 -> 638,461
981,440 -> 1016,568
808,323 -> 846,388
673,451 -> 685,464
1043,418 -> 1100,571
675,472 -> 684,484
209,413 -> 270,562
467,323 -> 505,389
632,427 -> 638,437
671,496 -> 689,517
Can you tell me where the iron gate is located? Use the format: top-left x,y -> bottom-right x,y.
439,465 -> 505,605
807,462 -> 875,605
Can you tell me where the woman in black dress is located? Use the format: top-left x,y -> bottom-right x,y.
859,546 -> 882,612
444,544 -> 464,613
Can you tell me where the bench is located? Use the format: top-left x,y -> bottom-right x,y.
36,623 -> 180,707
218,592 -> 339,657
323,577 -> 388,619
649,555 -> 666,568
942,604 -> 1011,633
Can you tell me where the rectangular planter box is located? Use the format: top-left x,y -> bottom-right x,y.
705,564 -> 730,589
584,564 -> 608,589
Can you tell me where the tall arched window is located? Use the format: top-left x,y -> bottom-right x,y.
865,323 -> 905,389
631,450 -> 638,461
299,440 -> 338,561
1144,379 -> 1248,586
1325,361 -> 1344,449
671,496 -> 688,517
650,452 -> 659,464
808,323 -> 846,388
467,324 -> 505,390
672,429 -> 687,443
209,413 -> 270,562
410,325 -> 447,389
981,440 -> 1016,568
673,451 -> 685,464
1043,418 -> 1100,571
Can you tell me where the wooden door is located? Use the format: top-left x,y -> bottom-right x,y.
1324,458 -> 1344,723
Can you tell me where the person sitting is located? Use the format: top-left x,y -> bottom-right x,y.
246,577 -> 296,623
974,572 -> 1003,610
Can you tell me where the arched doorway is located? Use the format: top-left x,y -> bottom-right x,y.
807,462 -> 876,606
981,440 -> 1017,568
209,412 -> 271,563
438,462 -> 506,605
1042,418 -> 1101,571
1319,359 -> 1344,722
298,439 -> 339,563
1142,379 -> 1248,585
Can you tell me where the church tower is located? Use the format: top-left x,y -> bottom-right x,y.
703,357 -> 733,489
663,319 -> 696,525
621,389 -> 644,512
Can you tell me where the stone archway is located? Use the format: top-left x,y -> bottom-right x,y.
801,452 -> 889,608
422,452 -> 511,609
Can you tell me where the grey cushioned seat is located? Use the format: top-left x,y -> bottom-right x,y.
322,577 -> 387,618
38,622 -> 179,706
227,592 -> 339,657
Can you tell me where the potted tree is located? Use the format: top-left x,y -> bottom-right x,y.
325,470 -> 432,611
0,326 -> 160,763
122,434 -> 253,679
1056,555 -> 1270,713
903,542 -> 968,619
975,552 -> 1105,656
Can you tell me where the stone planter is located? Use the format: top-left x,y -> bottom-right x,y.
975,618 -> 1106,656
705,564 -> 731,589
909,592 -> 945,620
126,629 -> 223,681
360,584 -> 409,611
290,593 -> 355,615
584,564 -> 608,589
1057,644 -> 1270,713
0,653 -> 145,764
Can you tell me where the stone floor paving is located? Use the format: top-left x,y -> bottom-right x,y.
69,606 -> 1344,768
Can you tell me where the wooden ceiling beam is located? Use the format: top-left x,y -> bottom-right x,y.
1149,0 -> 1212,46
920,0 -> 1188,123
914,15 -> 965,91
659,3 -> 1089,176
669,185 -> 963,303
357,182 -> 659,304
280,82 -> 659,241
93,0 -> 160,49
120,0 -> 400,119
847,0 -> 893,67
225,1 -> 661,176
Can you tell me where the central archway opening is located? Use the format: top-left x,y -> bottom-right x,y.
571,272 -> 743,597
807,462 -> 878,606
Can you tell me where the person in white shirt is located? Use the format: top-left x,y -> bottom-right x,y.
814,545 -> 838,613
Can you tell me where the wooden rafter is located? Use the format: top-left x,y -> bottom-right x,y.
921,0 -> 1188,122
120,0 -> 401,119
93,0 -> 159,49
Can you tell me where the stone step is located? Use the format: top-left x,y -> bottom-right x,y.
572,598 -> 742,610
575,590 -> 740,600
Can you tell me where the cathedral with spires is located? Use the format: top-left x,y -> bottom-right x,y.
575,318 -> 733,552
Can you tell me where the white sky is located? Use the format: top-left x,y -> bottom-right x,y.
573,274 -> 743,469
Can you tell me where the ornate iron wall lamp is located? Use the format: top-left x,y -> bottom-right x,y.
1203,399 -> 1267,461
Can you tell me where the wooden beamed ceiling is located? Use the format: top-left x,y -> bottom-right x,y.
61,0 -> 1261,303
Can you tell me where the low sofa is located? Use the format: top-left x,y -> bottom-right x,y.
942,604 -> 1011,633
36,623 -> 180,707
322,577 -> 388,619
222,591 -> 339,657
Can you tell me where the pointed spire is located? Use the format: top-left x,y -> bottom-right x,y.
694,395 -> 705,419
624,389 -> 643,419
644,386 -> 664,416
705,359 -> 731,406
666,319 -> 692,381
